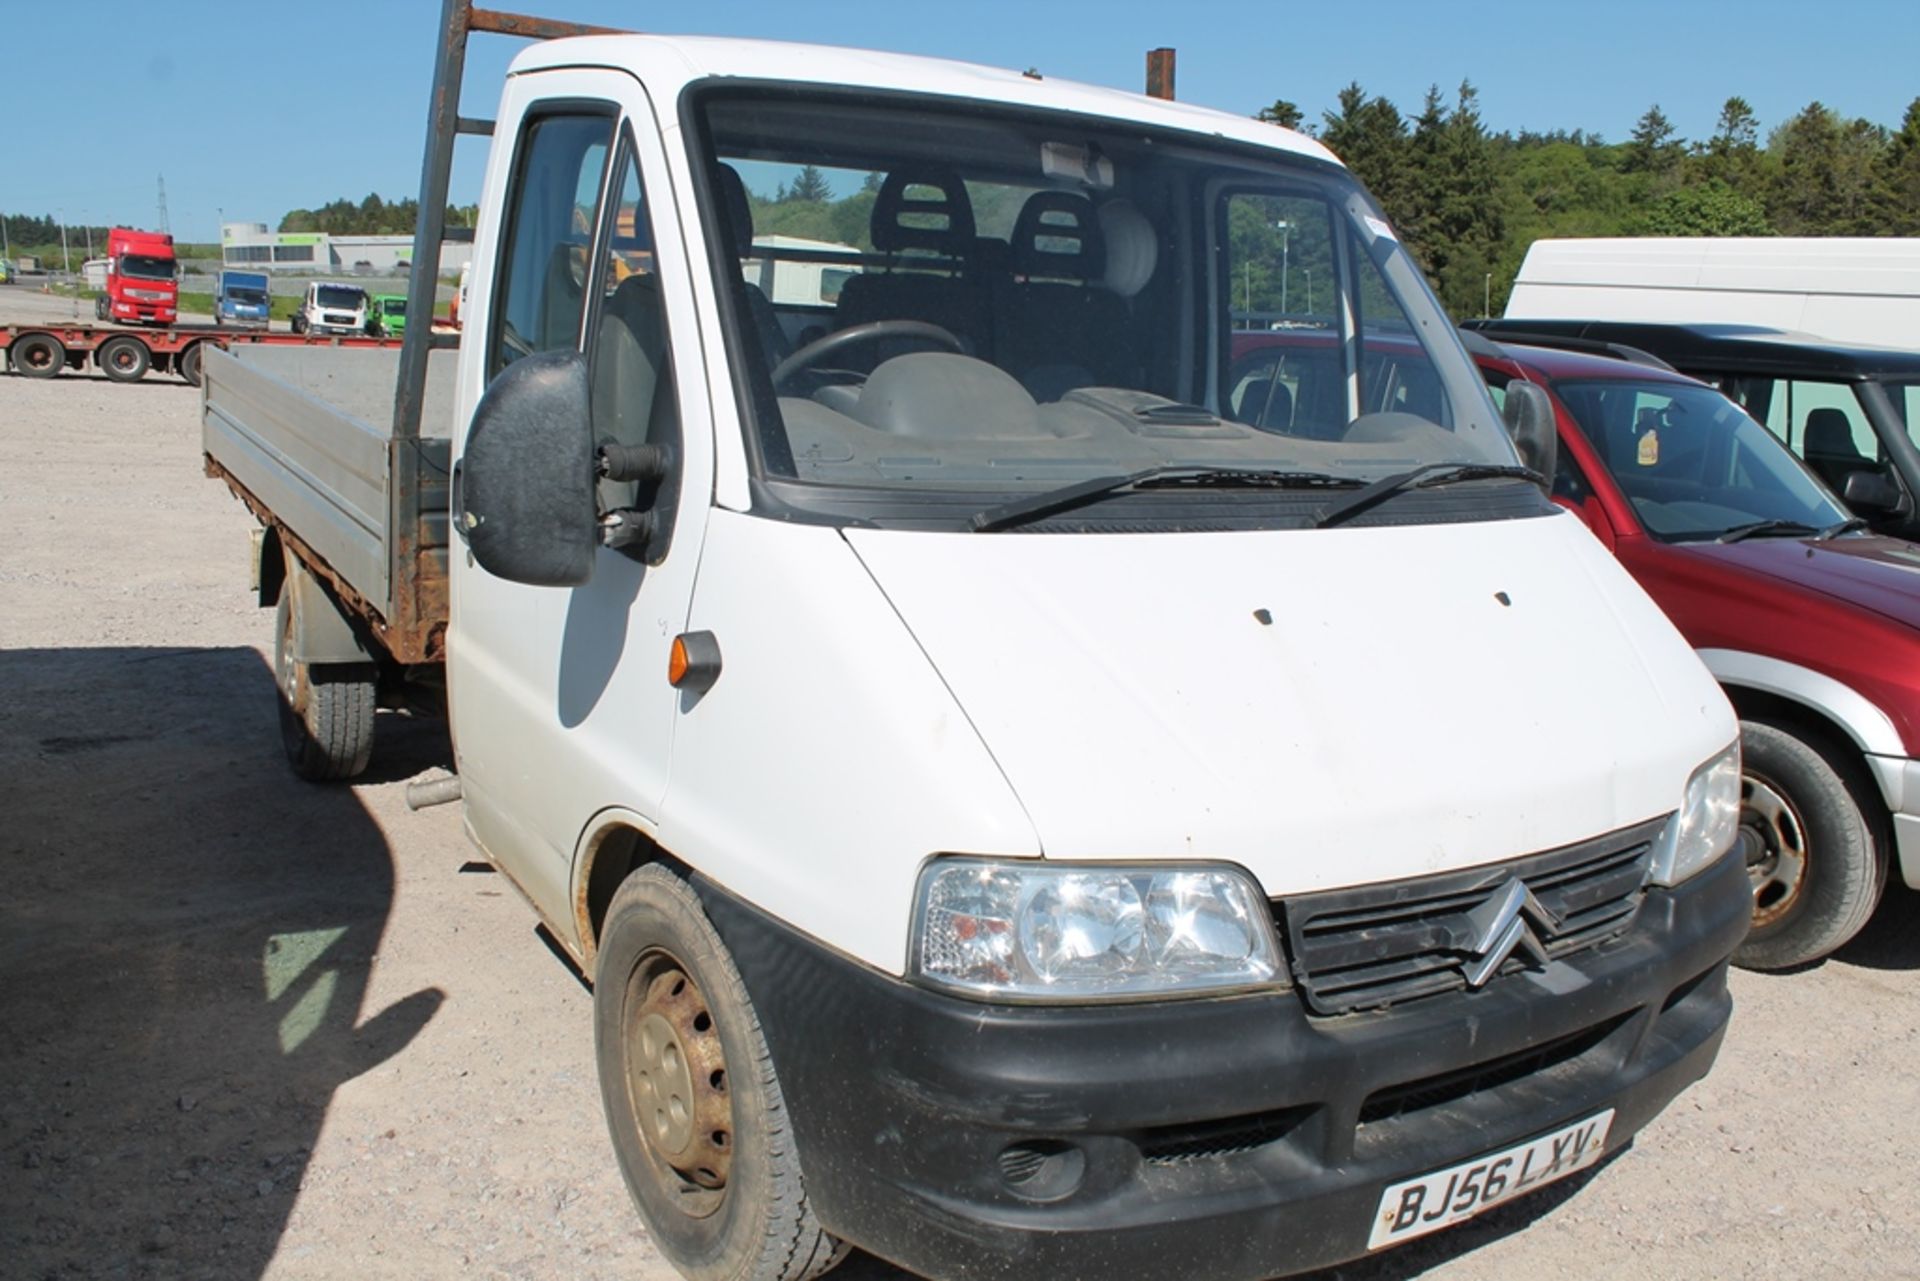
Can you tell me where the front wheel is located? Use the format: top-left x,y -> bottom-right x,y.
595,866 -> 846,1281
1734,719 -> 1887,970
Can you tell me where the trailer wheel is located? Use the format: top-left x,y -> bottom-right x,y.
177,342 -> 205,387
1734,719 -> 1887,970
11,332 -> 65,378
274,590 -> 376,781
98,335 -> 151,383
596,866 -> 847,1281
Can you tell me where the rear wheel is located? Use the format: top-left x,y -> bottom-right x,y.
273,586 -> 376,781
595,866 -> 846,1281
1734,719 -> 1887,970
94,295 -> 108,321
176,342 -> 205,387
11,332 -> 64,378
98,335 -> 151,383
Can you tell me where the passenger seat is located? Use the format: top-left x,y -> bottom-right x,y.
1803,407 -> 1873,493
990,191 -> 1135,400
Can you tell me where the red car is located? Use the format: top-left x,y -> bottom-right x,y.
1464,336 -> 1920,968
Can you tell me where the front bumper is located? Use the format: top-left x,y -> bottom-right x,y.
696,846 -> 1750,1281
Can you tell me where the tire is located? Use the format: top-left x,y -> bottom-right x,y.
176,342 -> 204,387
273,588 -> 376,781
94,295 -> 108,321
291,313 -> 306,335
11,332 -> 64,378
1734,719 -> 1887,970
98,335 -> 151,383
595,866 -> 846,1281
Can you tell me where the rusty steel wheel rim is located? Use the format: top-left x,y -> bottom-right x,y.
1742,771 -> 1808,928
277,599 -> 309,718
622,955 -> 732,1217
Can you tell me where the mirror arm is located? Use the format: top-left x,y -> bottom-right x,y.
599,442 -> 672,484
601,507 -> 657,552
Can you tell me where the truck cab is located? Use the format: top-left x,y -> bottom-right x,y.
290,281 -> 368,336
429,32 -> 1749,1281
96,227 -> 177,326
368,293 -> 408,337
214,269 -> 272,329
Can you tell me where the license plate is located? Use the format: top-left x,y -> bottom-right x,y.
1367,1109 -> 1613,1250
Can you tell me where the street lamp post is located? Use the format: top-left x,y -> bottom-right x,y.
59,217 -> 70,277
1304,267 -> 1314,315
1275,219 -> 1292,316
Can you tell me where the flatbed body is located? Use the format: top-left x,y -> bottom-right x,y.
201,343 -> 456,662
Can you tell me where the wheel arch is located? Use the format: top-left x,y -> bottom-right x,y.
572,812 -> 692,972
1698,648 -> 1904,759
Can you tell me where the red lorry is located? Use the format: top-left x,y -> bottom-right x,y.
94,227 -> 179,326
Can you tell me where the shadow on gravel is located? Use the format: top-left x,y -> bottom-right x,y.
0,646 -> 443,1279
1834,877 -> 1920,972
822,1146 -> 1620,1281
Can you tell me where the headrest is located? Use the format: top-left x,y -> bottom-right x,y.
714,164 -> 754,258
871,167 -> 976,255
1097,198 -> 1158,297
1010,191 -> 1104,281
1804,407 -> 1858,455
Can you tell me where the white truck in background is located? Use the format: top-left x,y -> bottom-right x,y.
199,5 -> 1752,1278
1506,237 -> 1920,348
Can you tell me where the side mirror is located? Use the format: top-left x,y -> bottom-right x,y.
459,350 -> 598,587
1842,469 -> 1904,515
1501,380 -> 1557,492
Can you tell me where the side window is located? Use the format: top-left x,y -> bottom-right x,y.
588,138 -> 681,564
1726,376 -> 1877,462
489,112 -> 615,380
1351,235 -> 1447,426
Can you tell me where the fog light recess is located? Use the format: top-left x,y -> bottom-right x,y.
996,1140 -> 1086,1201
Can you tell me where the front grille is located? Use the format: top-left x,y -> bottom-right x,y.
1279,816 -> 1665,1016
1136,1106 -> 1316,1166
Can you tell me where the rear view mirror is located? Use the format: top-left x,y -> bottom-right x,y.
1842,470 -> 1904,515
459,350 -> 598,587
1501,380 -> 1557,492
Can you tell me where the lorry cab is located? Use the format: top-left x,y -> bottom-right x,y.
434,32 -> 1749,1281
97,227 -> 177,326
214,269 -> 272,329
291,281 -> 368,336
368,293 -> 408,337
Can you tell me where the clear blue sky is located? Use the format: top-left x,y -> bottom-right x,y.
3,0 -> 1914,243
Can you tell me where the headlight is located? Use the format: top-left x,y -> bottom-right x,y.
1650,743 -> 1741,886
910,859 -> 1285,1001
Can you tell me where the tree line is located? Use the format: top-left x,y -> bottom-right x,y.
1260,86 -> 1920,316
278,194 -> 478,236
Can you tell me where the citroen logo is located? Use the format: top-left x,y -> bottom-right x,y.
1461,877 -> 1561,988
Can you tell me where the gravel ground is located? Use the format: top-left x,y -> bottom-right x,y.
1,358 -> 1917,1281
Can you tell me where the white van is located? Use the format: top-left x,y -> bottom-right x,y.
1506,237 -> 1920,347
203,19 -> 1753,1281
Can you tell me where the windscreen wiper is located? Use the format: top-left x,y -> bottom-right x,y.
1313,463 -> 1544,530
1814,516 -> 1870,541
1715,519 -> 1822,544
968,467 -> 1363,532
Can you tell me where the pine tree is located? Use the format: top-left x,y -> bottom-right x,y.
1876,97 -> 1920,234
1257,99 -> 1305,131
788,165 -> 833,203
1623,105 -> 1681,177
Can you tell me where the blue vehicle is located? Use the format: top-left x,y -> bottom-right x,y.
214,269 -> 271,329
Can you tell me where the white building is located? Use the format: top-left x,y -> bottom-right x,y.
219,222 -> 473,276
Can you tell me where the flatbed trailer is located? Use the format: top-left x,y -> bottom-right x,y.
0,320 -> 402,386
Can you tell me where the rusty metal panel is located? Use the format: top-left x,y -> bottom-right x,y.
1146,48 -> 1176,101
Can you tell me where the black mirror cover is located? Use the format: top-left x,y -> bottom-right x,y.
1842,468 -> 1904,514
1501,380 -> 1557,492
461,350 -> 598,587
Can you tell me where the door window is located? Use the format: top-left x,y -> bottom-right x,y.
489,112 -> 615,379
1723,376 -> 1882,495
587,137 -> 682,561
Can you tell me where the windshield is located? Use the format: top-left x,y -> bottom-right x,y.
382,298 -> 407,316
692,89 -> 1512,523
1554,378 -> 1850,541
120,255 -> 175,281
226,286 -> 268,304
317,285 -> 365,310
1885,380 -> 1920,439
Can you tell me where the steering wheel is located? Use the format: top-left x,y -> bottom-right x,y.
770,319 -> 964,390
